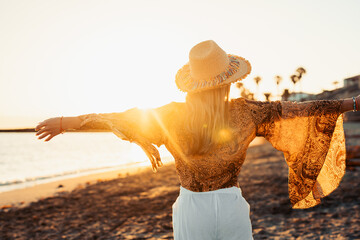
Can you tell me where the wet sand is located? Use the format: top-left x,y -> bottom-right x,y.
0,142 -> 359,239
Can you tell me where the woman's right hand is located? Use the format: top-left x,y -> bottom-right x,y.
35,117 -> 63,142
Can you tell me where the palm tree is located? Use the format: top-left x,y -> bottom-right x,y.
275,75 -> 282,86
264,92 -> 271,101
290,74 -> 299,92
274,75 -> 282,99
235,82 -> 254,100
236,82 -> 243,89
254,76 -> 262,100
254,76 -> 262,85
296,67 -> 306,79
296,67 -> 306,93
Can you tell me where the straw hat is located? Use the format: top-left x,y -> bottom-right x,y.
175,40 -> 251,93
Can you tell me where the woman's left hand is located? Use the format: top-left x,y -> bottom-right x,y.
35,117 -> 63,142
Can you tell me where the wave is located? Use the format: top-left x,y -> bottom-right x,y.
0,161 -> 145,191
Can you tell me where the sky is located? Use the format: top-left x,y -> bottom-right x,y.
0,0 -> 359,128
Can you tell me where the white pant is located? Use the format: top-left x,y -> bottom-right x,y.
172,186 -> 253,240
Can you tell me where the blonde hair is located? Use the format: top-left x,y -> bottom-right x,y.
185,85 -> 231,155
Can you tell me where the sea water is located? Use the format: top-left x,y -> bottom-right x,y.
0,132 -> 172,193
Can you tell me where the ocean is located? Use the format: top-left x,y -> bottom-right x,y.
0,132 -> 172,193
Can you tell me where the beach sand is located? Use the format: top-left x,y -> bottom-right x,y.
0,142 -> 359,239
0,163 -> 156,208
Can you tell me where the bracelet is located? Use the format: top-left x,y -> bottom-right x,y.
60,116 -> 64,134
352,97 -> 358,112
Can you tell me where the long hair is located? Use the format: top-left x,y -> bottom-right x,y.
185,85 -> 231,155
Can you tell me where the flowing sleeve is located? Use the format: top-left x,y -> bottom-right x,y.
77,102 -> 177,172
247,99 -> 346,209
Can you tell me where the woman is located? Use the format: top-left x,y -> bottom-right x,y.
36,40 -> 357,239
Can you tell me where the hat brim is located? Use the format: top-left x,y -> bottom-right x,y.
175,54 -> 251,93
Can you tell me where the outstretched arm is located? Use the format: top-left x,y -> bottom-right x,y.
35,102 -> 180,172
35,116 -> 82,141
340,96 -> 360,113
245,95 -> 360,209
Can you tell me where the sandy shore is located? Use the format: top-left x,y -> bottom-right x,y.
0,162 -> 157,208
0,142 -> 359,239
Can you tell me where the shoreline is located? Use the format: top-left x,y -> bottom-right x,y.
0,137 -> 266,209
0,160 -> 173,208
0,162 -> 148,193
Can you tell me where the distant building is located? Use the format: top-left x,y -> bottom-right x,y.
315,75 -> 360,102
344,75 -> 360,88
281,74 -> 360,121
281,90 -> 316,102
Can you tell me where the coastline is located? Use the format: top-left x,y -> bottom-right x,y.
0,160 -> 172,208
0,137 -> 266,208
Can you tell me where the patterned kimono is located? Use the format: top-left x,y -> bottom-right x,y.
78,98 -> 345,209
